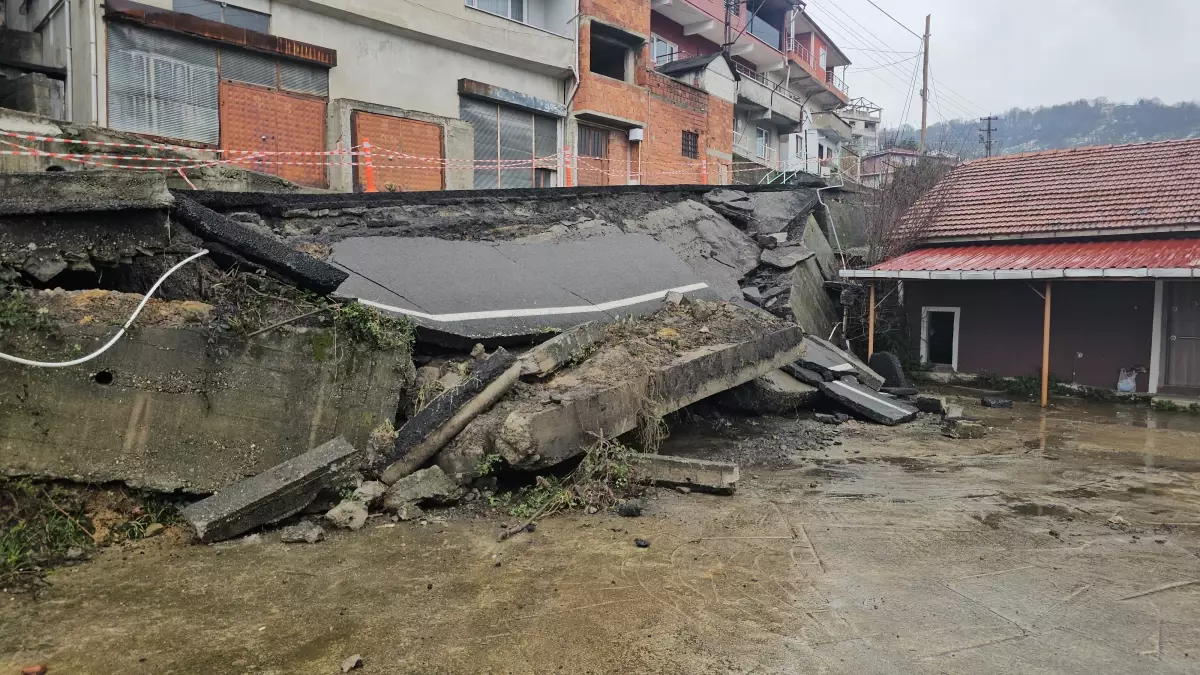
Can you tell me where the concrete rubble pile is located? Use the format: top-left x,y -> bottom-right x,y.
0,171 -> 931,544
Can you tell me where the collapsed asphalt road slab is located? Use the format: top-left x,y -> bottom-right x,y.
819,377 -> 919,426
796,336 -> 885,390
716,369 -> 821,415
329,233 -> 713,344
180,437 -> 362,543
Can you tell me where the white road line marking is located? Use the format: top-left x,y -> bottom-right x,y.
830,380 -> 913,416
354,282 -> 710,323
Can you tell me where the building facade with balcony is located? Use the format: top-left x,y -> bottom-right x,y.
2,0 -> 577,190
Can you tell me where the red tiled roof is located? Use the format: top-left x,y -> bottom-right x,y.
871,239 -> 1200,273
905,138 -> 1200,240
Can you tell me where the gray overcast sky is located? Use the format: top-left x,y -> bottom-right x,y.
807,0 -> 1200,127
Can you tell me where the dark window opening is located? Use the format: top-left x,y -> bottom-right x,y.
534,168 -> 556,187
926,311 -> 956,366
681,131 -> 699,159
589,23 -> 639,81
579,125 -> 610,159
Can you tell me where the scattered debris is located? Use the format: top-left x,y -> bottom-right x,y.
143,523 -> 165,538
470,343 -> 487,359
341,654 -> 363,672
914,395 -> 948,415
382,466 -> 464,513
280,520 -> 326,544
352,481 -> 388,508
942,419 -> 986,439
981,397 -> 1015,409
797,336 -> 885,390
814,413 -> 846,426
380,348 -> 517,483
881,386 -> 919,397
759,243 -> 814,269
635,454 -> 739,494
635,538 -> 651,548
394,503 -> 426,522
325,500 -> 369,531
618,501 -> 644,518
179,437 -> 361,543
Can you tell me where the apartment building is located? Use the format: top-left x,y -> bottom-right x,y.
1,0 -> 576,190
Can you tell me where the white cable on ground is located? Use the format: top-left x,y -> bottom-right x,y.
0,249 -> 210,368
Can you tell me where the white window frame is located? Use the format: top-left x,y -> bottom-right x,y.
755,127 -> 770,158
651,34 -> 679,65
920,306 -> 961,371
819,47 -> 828,69
465,0 -> 526,23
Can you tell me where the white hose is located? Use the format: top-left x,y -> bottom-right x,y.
0,250 -> 210,368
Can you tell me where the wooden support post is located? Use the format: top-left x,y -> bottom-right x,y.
1041,281 -> 1052,407
867,283 -> 876,359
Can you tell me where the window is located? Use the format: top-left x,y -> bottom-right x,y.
173,0 -> 270,33
590,23 -> 638,81
578,125 -> 609,159
755,127 -> 769,159
651,34 -> 678,65
818,47 -> 828,69
465,0 -> 524,22
681,130 -> 699,159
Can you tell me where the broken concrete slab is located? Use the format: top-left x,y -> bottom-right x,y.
914,395 -> 948,415
174,195 -> 348,294
179,437 -> 362,544
717,369 -> 821,415
789,257 -> 839,337
495,325 -> 806,471
782,362 -> 827,386
518,322 -> 606,377
0,171 -> 173,216
943,418 -> 987,439
881,386 -> 919,397
759,244 -> 815,269
635,454 -> 739,494
280,520 -> 325,544
869,352 -> 912,389
744,189 -> 820,236
819,378 -> 919,426
797,336 -> 885,390
381,465 -> 464,512
379,348 -> 515,480
703,189 -> 751,207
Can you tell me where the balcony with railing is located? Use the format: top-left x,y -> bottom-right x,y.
732,62 -> 802,122
785,36 -> 849,101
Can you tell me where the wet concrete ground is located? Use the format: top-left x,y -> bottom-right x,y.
3,393 -> 1200,674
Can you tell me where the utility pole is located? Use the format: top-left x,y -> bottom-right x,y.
979,116 -> 998,157
919,14 -> 930,153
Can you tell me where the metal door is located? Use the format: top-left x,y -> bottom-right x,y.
1166,281 -> 1200,387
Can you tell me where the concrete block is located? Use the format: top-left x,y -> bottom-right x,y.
819,377 -> 918,426
180,437 -> 362,543
798,336 -> 885,390
943,419 -> 986,439
382,465 -> 464,512
518,322 -> 606,377
869,351 -> 911,388
914,395 -> 948,414
173,195 -> 348,294
635,453 -> 739,494
717,369 -> 821,415
495,326 -> 805,470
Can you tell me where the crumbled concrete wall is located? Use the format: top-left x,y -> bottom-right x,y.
0,315 -> 412,493
0,72 -> 64,118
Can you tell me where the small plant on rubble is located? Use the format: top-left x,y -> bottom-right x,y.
476,453 -> 504,477
508,476 -> 573,520
0,290 -> 50,335
333,301 -> 415,351
573,436 -> 648,510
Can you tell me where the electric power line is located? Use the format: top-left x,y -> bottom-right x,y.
860,0 -> 923,40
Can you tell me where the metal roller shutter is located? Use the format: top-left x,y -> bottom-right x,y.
107,23 -> 219,144
498,105 -> 534,189
220,47 -> 277,88
460,97 -> 499,189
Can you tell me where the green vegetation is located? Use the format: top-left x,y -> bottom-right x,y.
0,290 -> 51,336
1,478 -> 93,590
497,436 -> 647,520
332,301 -> 415,351
1152,399 -> 1200,415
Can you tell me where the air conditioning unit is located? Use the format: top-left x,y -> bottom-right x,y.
628,128 -> 644,142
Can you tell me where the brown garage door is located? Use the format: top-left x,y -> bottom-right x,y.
351,112 -> 444,192
219,81 -> 327,188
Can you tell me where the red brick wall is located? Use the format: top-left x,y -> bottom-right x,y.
575,2 -> 737,186
219,82 -> 326,188
352,111 -> 444,192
